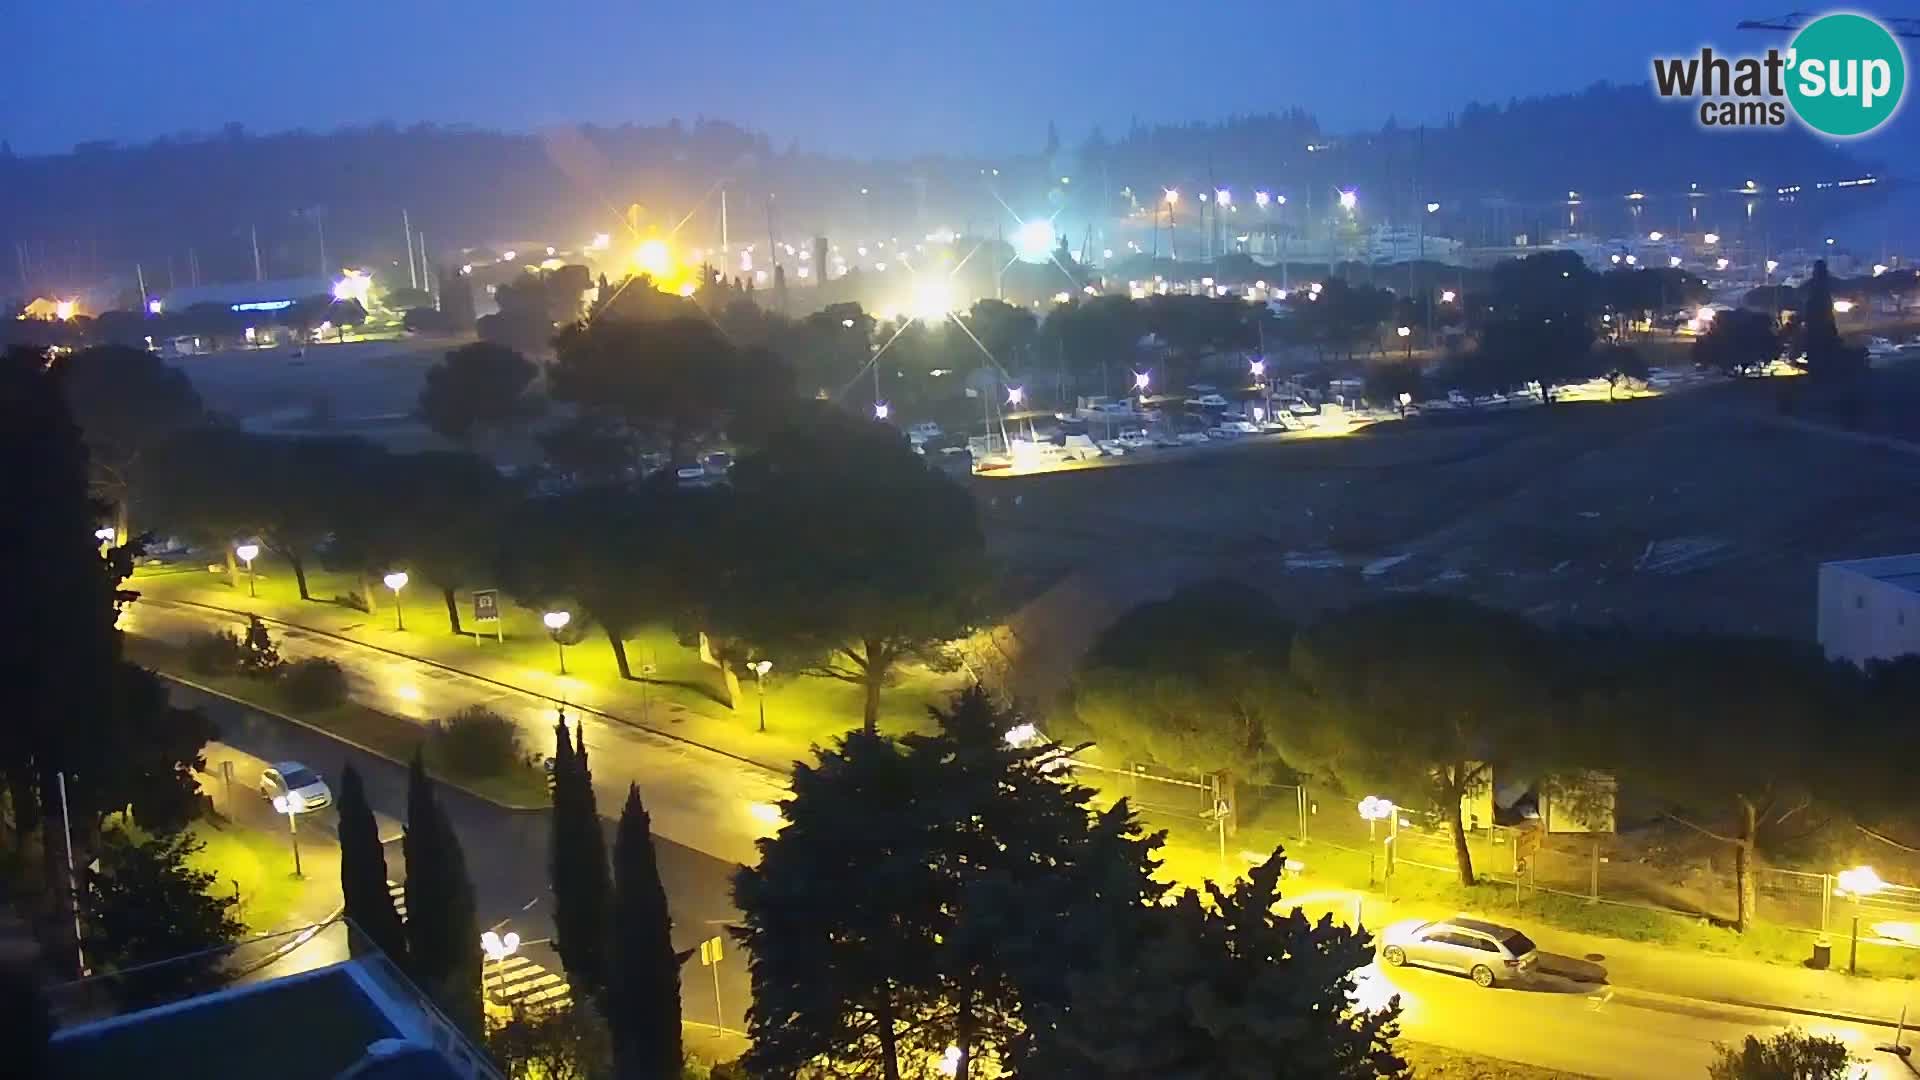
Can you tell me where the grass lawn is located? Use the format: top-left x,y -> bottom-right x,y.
131,557 -> 958,754
1400,1042 -> 1598,1080
126,634 -> 550,809
186,819 -> 306,933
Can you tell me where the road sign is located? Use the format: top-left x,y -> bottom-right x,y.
699,935 -> 724,966
472,589 -> 499,622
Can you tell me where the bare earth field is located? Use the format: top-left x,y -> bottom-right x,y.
982,382 -> 1920,700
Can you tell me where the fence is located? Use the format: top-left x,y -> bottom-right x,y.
1077,768 -> 1920,948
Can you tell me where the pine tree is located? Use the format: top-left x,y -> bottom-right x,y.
549,716 -> 610,999
606,783 -> 682,1080
1800,259 -> 1866,380
403,753 -> 483,1038
337,763 -> 407,967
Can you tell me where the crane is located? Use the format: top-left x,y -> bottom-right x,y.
1737,11 -> 1920,38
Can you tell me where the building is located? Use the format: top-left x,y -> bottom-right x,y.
1816,554 -> 1920,665
49,927 -> 499,1080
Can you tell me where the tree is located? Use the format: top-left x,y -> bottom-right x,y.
83,662 -> 215,837
1693,308 -> 1781,376
54,344 -> 203,541
734,687 -> 1164,1079
84,829 -> 245,1007
1599,343 -> 1649,399
1071,582 -> 1296,817
550,315 -> 792,466
438,265 -> 478,332
337,764 -> 408,967
785,303 -> 875,396
712,406 -> 991,732
418,342 -> 541,448
1290,596 -> 1560,886
488,1002 -> 613,1080
1028,850 -> 1406,1078
403,753 -> 483,1038
606,784 -> 681,1080
548,717 -> 610,1000
1579,631 -> 1857,932
1363,361 -> 1427,415
1042,295 -> 1144,391
1798,259 -> 1866,381
1709,1031 -> 1855,1080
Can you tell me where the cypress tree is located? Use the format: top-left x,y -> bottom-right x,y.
402,752 -> 482,1038
606,783 -> 681,1080
337,763 -> 407,967
549,715 -> 610,998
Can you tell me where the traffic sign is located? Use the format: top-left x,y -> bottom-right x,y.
472,589 -> 499,623
699,935 -> 724,966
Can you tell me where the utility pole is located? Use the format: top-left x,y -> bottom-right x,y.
251,226 -> 263,282
136,263 -> 148,313
766,193 -> 779,308
720,188 -> 730,262
403,209 -> 417,289
417,232 -> 430,301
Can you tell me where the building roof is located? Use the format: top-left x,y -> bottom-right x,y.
156,276 -> 334,310
52,955 -> 494,1080
1824,554 -> 1920,597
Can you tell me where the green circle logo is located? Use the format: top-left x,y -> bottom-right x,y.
1786,13 -> 1907,137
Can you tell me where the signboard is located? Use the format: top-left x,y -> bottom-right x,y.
472,589 -> 500,623
699,935 -> 724,966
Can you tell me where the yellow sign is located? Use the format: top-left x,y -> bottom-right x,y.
699,935 -> 724,966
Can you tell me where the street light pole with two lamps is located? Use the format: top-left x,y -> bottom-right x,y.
750,660 -> 773,733
236,543 -> 261,598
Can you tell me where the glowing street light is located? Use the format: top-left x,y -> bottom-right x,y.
271,792 -> 306,877
1670,256 -> 1683,268
750,659 -> 773,733
1838,865 -> 1886,974
1163,189 -> 1180,206
1440,289 -> 1457,303
481,930 -> 521,1001
1648,231 -> 1663,242
543,610 -> 572,675
911,280 -> 953,322
1396,326 -> 1412,337
94,527 -> 116,546
1338,189 -> 1358,212
1624,255 -> 1639,266
872,401 -> 890,421
1006,385 -> 1025,407
1716,258 -> 1731,271
236,542 -> 261,597
1833,299 -> 1855,314
1873,264 -> 1889,277
1215,189 -> 1231,206
1766,259 -> 1780,275
1425,201 -> 1440,214
1132,370 -> 1150,393
1004,722 -> 1039,747
1255,190 -> 1271,208
1358,796 -> 1398,880
1248,358 -> 1266,379
1703,233 -> 1720,245
382,571 -> 408,631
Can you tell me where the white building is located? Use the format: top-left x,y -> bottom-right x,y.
1816,554 -> 1920,665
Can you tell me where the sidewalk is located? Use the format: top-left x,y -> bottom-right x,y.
195,741 -> 358,938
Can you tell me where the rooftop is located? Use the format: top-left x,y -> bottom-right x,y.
1824,554 -> 1920,596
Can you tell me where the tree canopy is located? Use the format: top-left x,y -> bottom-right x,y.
417,341 -> 541,448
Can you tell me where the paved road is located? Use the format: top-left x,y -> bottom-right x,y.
128,600 -> 786,867
174,682 -> 752,1031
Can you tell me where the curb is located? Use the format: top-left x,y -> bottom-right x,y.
147,596 -> 788,778
231,912 -> 347,978
155,670 -> 547,812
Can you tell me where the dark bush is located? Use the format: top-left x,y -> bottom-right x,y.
428,706 -> 526,778
280,657 -> 349,711
184,630 -> 244,676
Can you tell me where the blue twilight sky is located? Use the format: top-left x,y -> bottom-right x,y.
6,0 -> 1915,162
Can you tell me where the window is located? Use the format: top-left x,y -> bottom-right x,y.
1502,932 -> 1538,956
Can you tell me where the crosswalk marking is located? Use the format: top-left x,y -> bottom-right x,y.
390,879 -> 572,1014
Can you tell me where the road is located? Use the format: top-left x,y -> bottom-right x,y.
127,599 -> 786,867
174,682 -> 753,1032
141,605 -> 1912,1077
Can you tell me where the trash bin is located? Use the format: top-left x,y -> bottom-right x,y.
1810,937 -> 1832,970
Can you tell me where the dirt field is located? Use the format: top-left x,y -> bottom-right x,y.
981,381 -> 1920,701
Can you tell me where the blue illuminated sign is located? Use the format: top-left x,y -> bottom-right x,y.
230,300 -> 295,312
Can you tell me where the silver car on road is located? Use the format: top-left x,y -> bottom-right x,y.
1379,917 -> 1539,987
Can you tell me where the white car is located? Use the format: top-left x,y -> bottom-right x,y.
1379,917 -> 1539,987
1285,398 -> 1318,415
1096,440 -> 1127,457
1184,393 -> 1231,409
260,762 -> 332,813
1114,431 -> 1154,450
1175,431 -> 1211,446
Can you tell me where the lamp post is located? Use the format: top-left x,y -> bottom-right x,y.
543,610 -> 572,675
1397,325 -> 1412,360
94,527 -> 116,551
236,543 -> 260,598
271,793 -> 304,878
1838,865 -> 1885,975
1359,796 -> 1396,883
1249,358 -> 1269,423
383,572 -> 408,631
750,660 -> 772,733
480,930 -> 521,1002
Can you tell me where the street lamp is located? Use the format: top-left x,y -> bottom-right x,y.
481,930 -> 521,1002
1838,865 -> 1886,975
750,659 -> 772,733
1359,796 -> 1397,882
236,543 -> 261,598
94,527 -> 116,545
1648,231 -> 1663,241
271,792 -> 305,878
543,610 -> 572,675
383,572 -> 408,631
1703,233 -> 1720,244
1338,189 -> 1358,212
1006,385 -> 1024,408
1397,325 -> 1412,359
1425,201 -> 1440,214
1441,289 -> 1457,304
873,401 -> 889,421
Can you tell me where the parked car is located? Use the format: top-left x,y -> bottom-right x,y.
1284,398 -> 1318,415
1379,917 -> 1538,987
1115,430 -> 1154,450
1899,336 -> 1920,353
907,421 -> 943,443
1096,440 -> 1127,456
260,762 -> 332,812
1175,431 -> 1211,446
1153,432 -> 1185,449
1184,393 -> 1231,408
1447,389 -> 1471,407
